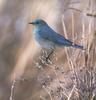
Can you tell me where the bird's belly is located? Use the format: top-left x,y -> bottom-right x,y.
34,34 -> 54,49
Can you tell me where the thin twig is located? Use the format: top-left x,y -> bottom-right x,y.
40,95 -> 47,100
62,14 -> 79,86
9,79 -> 16,100
61,15 -> 72,70
71,12 -> 75,44
64,7 -> 82,13
67,85 -> 76,100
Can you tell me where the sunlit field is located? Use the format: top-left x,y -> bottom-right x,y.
0,0 -> 96,100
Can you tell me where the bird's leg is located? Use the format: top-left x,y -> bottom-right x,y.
45,49 -> 54,63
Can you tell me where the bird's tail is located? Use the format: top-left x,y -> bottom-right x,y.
72,43 -> 84,50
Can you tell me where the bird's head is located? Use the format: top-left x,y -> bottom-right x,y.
29,19 -> 47,28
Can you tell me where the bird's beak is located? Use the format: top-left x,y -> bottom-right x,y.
29,22 -> 35,25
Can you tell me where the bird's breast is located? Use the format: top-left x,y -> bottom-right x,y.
34,31 -> 41,42
33,30 -> 54,49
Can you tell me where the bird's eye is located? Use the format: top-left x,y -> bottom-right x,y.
36,22 -> 40,24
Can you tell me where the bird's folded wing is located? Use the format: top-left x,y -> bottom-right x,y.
40,26 -> 73,46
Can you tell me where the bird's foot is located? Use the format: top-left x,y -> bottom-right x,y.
45,56 -> 52,65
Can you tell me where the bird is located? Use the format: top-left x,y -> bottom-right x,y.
29,19 -> 84,60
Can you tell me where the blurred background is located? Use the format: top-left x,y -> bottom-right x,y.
0,0 -> 96,100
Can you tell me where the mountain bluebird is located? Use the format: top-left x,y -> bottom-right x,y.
29,19 -> 84,60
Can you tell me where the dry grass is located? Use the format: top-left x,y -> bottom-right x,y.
38,13 -> 96,100
10,11 -> 96,100
8,1 -> 96,100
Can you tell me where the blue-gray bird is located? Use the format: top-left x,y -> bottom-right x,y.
29,19 -> 84,61
29,19 -> 83,61
29,19 -> 84,51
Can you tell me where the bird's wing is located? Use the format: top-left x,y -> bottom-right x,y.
40,26 -> 73,46
54,33 -> 73,46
